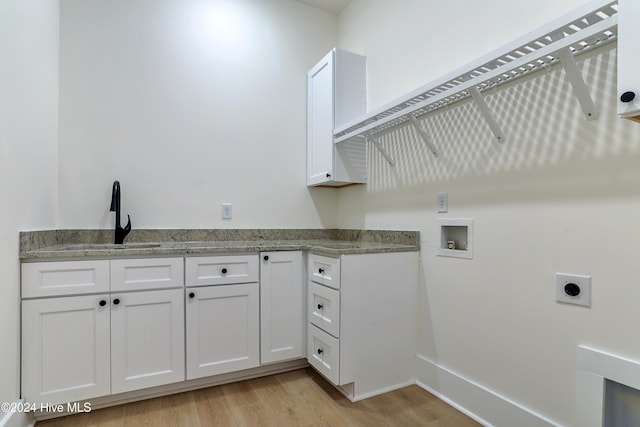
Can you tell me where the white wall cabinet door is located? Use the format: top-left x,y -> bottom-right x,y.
260,251 -> 304,364
185,283 -> 259,379
22,294 -> 111,405
618,0 -> 640,120
110,289 -> 185,394
307,50 -> 335,186
307,49 -> 367,187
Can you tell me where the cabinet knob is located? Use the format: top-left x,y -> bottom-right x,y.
318,268 -> 324,274
621,91 -> 636,103
317,348 -> 324,355
263,255 -> 269,261
99,300 -> 107,307
189,292 -> 195,299
221,268 -> 228,274
113,298 -> 120,305
317,303 -> 324,310
326,173 -> 331,178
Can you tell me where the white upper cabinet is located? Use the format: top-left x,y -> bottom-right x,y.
618,0 -> 640,121
307,49 -> 367,187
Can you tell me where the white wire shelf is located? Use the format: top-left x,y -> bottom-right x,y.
333,0 -> 618,146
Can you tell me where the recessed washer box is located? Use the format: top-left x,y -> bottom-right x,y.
438,218 -> 473,259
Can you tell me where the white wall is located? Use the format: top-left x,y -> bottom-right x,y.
0,0 -> 59,410
58,0 -> 338,229
337,1 -> 640,425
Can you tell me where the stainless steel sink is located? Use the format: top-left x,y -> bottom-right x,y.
58,243 -> 162,250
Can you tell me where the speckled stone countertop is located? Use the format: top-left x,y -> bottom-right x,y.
20,229 -> 419,260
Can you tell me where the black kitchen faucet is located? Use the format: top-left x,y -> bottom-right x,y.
110,180 -> 131,244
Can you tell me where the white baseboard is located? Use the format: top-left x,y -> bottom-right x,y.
0,402 -> 36,427
415,355 -> 560,427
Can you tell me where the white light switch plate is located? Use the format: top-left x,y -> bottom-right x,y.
437,192 -> 448,213
221,203 -> 232,219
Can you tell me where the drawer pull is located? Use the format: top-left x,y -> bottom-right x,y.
221,268 -> 228,274
317,303 -> 324,310
318,268 -> 324,274
99,300 -> 107,307
188,292 -> 195,299
113,298 -> 120,305
317,348 -> 324,355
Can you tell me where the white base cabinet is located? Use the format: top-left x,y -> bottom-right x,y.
21,248 -> 417,409
111,289 -> 185,393
185,255 -> 260,380
23,290 -> 185,404
307,252 -> 418,401
185,283 -> 259,379
260,251 -> 305,364
21,258 -> 185,405
22,294 -> 111,405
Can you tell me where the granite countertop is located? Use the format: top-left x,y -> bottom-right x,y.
20,229 -> 420,260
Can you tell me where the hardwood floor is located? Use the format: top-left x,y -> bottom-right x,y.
36,368 -> 480,426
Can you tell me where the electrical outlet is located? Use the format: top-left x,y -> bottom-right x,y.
221,203 -> 232,219
437,192 -> 448,213
556,273 -> 591,307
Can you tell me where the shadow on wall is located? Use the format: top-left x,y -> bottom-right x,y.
365,44 -> 640,207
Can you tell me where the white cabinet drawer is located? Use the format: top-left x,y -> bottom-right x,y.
111,258 -> 184,291
308,254 -> 340,289
185,255 -> 258,286
22,260 -> 110,298
308,282 -> 340,337
308,323 -> 340,385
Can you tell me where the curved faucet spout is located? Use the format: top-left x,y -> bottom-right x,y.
110,181 -> 120,213
110,180 -> 131,244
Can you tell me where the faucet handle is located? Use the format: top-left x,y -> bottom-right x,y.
123,215 -> 131,235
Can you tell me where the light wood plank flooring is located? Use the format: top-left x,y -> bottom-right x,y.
36,368 -> 480,426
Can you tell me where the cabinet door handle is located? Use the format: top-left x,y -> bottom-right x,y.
621,91 -> 636,103
263,255 -> 269,261
99,300 -> 107,307
326,173 -> 331,178
113,298 -> 120,305
221,268 -> 228,274
188,292 -> 195,299
317,348 -> 324,355
318,268 -> 324,274
317,303 -> 324,310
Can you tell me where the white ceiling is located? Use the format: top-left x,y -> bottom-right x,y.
295,0 -> 350,14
